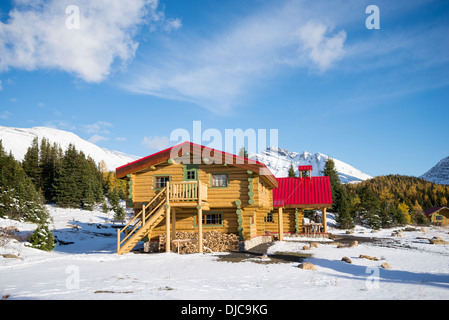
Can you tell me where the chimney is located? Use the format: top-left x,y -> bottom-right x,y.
298,165 -> 313,178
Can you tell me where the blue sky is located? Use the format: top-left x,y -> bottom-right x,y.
0,0 -> 448,177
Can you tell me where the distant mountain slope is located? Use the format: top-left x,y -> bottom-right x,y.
420,156 -> 449,185
0,126 -> 140,171
249,146 -> 372,183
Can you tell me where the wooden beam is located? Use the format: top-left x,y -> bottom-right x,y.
166,181 -> 171,253
198,180 -> 203,253
171,208 -> 176,242
322,208 -> 327,233
278,207 -> 284,241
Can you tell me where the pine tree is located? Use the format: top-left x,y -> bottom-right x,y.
288,163 -> 296,177
323,157 -> 353,228
238,147 -> 248,159
28,224 -> 56,251
0,140 -> 49,224
22,137 -> 41,190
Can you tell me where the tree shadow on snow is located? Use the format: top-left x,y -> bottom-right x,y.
310,258 -> 449,291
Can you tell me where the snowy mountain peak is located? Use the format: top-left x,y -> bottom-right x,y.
0,125 -> 140,171
250,146 -> 372,184
420,156 -> 449,185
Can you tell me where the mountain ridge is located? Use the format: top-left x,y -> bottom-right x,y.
249,146 -> 373,183
0,125 -> 140,171
420,156 -> 449,185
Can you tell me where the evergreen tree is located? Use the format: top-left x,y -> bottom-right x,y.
238,147 -> 248,159
359,185 -> 381,229
0,140 -> 49,224
22,137 -> 41,190
323,157 -> 353,228
28,224 -> 56,251
288,163 -> 296,177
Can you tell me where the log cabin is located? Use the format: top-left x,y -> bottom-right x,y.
115,141 -> 278,254
424,206 -> 449,226
115,143 -> 333,254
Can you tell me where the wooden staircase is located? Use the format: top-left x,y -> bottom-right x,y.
116,188 -> 167,255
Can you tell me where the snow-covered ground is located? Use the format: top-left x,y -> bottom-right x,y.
1,206 -> 449,300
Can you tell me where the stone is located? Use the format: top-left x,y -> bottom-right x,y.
303,245 -> 310,250
359,254 -> 379,261
341,257 -> 352,264
429,237 -> 449,245
309,242 -> 319,248
298,262 -> 316,270
381,262 -> 392,269
1,254 -> 19,259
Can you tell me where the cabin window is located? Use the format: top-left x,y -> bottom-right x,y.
183,164 -> 198,181
194,212 -> 224,227
265,212 -> 274,223
435,215 -> 444,221
155,176 -> 170,189
211,173 -> 228,188
186,170 -> 197,180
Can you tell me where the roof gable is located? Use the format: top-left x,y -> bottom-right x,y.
116,141 -> 278,188
424,206 -> 449,216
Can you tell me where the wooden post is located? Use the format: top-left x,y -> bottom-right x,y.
142,203 -> 146,226
198,207 -> 203,253
278,207 -> 284,241
166,182 -> 171,253
322,208 -> 327,233
171,208 -> 176,243
198,180 -> 203,253
117,229 -> 120,253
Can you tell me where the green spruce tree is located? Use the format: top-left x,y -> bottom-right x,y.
288,163 -> 296,177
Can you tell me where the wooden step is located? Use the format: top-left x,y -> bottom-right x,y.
117,203 -> 166,255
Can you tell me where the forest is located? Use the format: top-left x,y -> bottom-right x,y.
0,137 -> 126,225
320,158 -> 449,230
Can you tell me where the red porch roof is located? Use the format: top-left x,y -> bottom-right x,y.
273,176 -> 333,208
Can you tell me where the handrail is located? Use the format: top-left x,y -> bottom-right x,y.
169,181 -> 208,202
119,196 -> 166,248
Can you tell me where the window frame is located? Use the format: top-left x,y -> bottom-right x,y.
193,212 -> 224,227
153,175 -> 171,190
210,172 -> 230,189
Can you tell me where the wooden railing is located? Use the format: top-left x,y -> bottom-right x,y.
168,181 -> 208,202
117,187 -> 167,252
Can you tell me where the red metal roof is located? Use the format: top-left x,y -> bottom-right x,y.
298,165 -> 313,171
273,176 -> 333,207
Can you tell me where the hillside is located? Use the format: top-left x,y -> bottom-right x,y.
249,146 -> 372,183
0,126 -> 140,171
420,156 -> 449,185
346,174 -> 449,210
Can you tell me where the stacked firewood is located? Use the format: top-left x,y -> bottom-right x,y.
159,231 -> 239,254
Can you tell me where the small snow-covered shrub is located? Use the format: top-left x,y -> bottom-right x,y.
28,224 -> 56,252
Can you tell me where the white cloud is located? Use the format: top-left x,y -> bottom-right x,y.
297,22 -> 346,72
0,0 -> 179,83
84,121 -> 113,134
123,1 -> 347,114
142,136 -> 171,151
89,134 -> 109,144
0,110 -> 12,120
